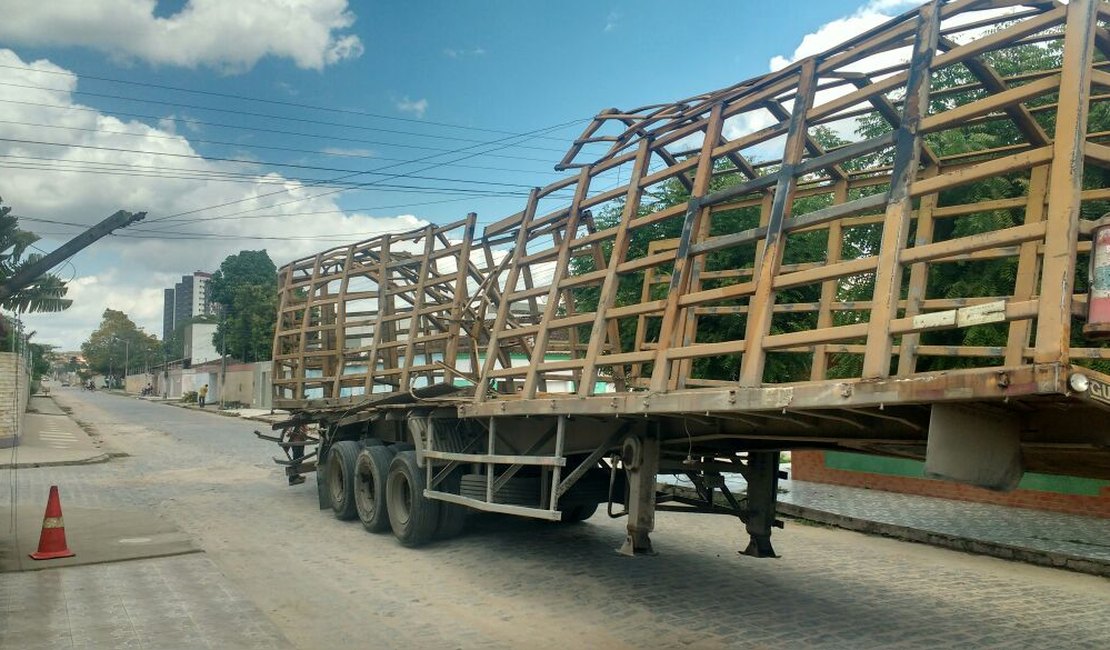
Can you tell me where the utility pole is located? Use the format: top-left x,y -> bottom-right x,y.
124,338 -> 130,387
0,210 -> 145,303
220,305 -> 228,408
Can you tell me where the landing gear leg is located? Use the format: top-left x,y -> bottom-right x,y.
742,451 -> 781,558
618,435 -> 659,556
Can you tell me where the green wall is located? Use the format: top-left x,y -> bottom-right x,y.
824,451 -> 1110,496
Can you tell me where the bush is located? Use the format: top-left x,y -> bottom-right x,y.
182,391 -> 197,404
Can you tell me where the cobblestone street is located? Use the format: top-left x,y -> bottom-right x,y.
3,389 -> 1109,649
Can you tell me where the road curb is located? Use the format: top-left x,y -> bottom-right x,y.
149,396 -> 287,425
777,502 -> 1110,578
0,452 -> 112,470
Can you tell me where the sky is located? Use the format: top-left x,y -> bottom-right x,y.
0,0 -> 930,350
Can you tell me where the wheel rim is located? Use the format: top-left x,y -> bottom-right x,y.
329,455 -> 346,505
355,459 -> 377,516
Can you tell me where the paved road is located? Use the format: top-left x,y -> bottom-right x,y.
4,389 -> 1110,649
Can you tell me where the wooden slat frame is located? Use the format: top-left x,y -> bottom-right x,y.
274,0 -> 1109,418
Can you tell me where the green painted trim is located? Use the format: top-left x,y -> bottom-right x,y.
825,452 -> 923,477
824,451 -> 1110,497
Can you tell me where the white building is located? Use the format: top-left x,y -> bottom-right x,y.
183,322 -> 219,366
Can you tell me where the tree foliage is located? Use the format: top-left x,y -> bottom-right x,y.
569,38 -> 1107,381
208,250 -> 278,363
0,197 -> 71,316
570,127 -> 848,383
81,309 -> 161,377
29,340 -> 55,381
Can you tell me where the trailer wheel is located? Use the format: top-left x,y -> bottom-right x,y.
354,445 -> 394,533
559,502 -> 599,523
434,470 -> 468,540
327,440 -> 359,520
386,450 -> 440,547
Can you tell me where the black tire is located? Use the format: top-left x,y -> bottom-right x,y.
354,445 -> 394,533
386,450 -> 440,547
459,474 -> 540,506
327,440 -> 359,520
434,470 -> 468,540
559,502 -> 599,523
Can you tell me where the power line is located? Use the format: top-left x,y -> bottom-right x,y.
0,80 -> 570,154
0,61 -> 573,143
0,118 -> 564,175
0,136 -> 551,190
139,118 -> 582,228
0,162 -> 546,199
0,98 -> 566,165
14,198 -> 477,230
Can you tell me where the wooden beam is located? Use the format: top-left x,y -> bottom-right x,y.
579,139 -> 652,396
739,58 -> 820,387
523,169 -> 593,398
862,0 -> 941,378
648,103 -> 727,391
1035,0 -> 1098,364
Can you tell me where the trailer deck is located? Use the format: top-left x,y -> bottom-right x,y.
269,0 -> 1110,554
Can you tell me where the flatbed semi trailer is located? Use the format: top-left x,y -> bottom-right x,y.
265,0 -> 1110,556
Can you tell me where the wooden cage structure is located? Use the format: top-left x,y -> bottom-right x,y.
274,0 -> 1110,477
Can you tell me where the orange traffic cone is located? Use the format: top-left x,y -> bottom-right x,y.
29,485 -> 75,560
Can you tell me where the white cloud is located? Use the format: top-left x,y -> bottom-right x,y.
604,11 -> 620,33
0,0 -> 364,73
320,146 -> 375,158
759,0 -> 1027,145
394,96 -> 428,118
443,47 -> 486,59
0,50 -> 427,349
24,271 -> 170,351
769,1 -> 923,71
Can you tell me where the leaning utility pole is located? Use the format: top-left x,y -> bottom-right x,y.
0,210 -> 146,302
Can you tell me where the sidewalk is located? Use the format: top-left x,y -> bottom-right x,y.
775,477 -> 1110,578
138,394 -> 289,424
0,395 -> 110,469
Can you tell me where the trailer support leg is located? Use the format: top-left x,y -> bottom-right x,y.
618,435 -> 659,556
742,451 -> 780,558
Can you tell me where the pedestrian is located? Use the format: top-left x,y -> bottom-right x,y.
198,383 -> 208,408
283,424 -> 308,485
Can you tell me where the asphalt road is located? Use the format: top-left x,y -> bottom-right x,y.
4,389 -> 1110,649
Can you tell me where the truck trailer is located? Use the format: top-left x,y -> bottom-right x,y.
263,0 -> 1110,557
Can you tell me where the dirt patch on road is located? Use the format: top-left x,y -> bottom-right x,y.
128,464 -> 270,487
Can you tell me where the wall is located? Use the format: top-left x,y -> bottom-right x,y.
153,361 -> 274,409
0,352 -> 30,448
184,323 -> 219,365
219,362 -> 257,406
792,450 -> 1110,519
125,372 -> 154,394
255,362 -> 272,409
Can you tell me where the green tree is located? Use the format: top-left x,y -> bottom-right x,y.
0,197 -> 71,316
208,250 -> 278,363
28,339 -> 55,381
569,131 -> 844,384
81,309 -> 161,378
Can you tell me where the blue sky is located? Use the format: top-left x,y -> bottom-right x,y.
0,0 -> 922,349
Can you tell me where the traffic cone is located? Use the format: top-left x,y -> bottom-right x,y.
29,485 -> 75,560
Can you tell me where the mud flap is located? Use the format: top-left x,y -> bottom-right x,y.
924,404 -> 1023,491
317,446 -> 330,510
